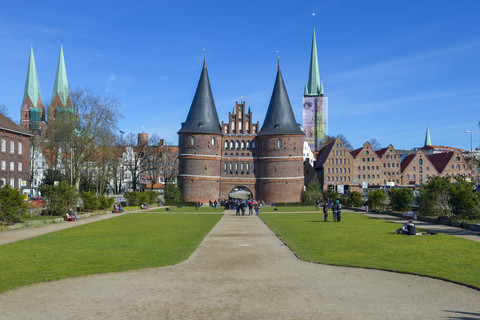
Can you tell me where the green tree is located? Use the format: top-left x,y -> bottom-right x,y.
42,168 -> 66,186
81,191 -> 100,211
165,183 -> 181,204
303,180 -> 323,203
366,189 -> 387,211
346,191 -> 363,207
390,188 -> 414,212
0,185 -> 28,223
41,181 -> 78,216
449,178 -> 480,219
417,176 -> 452,217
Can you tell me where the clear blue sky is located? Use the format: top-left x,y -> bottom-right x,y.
1,0 -> 479,150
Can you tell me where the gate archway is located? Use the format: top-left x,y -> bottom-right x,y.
229,186 -> 252,200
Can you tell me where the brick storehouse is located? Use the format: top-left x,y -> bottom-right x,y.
0,113 -> 33,188
178,59 -> 304,204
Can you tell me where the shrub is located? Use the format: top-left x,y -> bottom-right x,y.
418,176 -> 452,217
302,181 -> 323,203
346,191 -> 363,207
41,181 -> 78,216
390,188 -> 414,212
0,185 -> 29,223
81,191 -> 100,211
449,179 -> 480,219
98,194 -> 114,209
165,184 -> 181,204
366,189 -> 387,212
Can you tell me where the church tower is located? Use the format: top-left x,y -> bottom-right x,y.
302,25 -> 328,151
20,45 -> 46,132
424,125 -> 432,146
50,44 -> 73,122
177,58 -> 222,203
257,62 -> 305,203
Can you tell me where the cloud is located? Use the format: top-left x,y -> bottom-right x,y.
105,73 -> 134,94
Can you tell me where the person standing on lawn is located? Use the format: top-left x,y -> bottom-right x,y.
323,202 -> 328,222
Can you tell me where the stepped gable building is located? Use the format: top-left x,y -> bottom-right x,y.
351,142 -> 385,187
401,150 -> 438,185
314,136 -> 353,192
178,58 -> 304,203
20,46 -> 47,133
302,25 -> 328,152
375,145 -> 401,185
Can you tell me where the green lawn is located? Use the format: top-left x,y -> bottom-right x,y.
260,211 -> 480,288
0,213 -> 221,293
259,206 -> 319,213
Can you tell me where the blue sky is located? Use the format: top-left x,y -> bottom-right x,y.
1,0 -> 479,150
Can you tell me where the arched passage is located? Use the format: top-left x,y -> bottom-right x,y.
229,186 -> 252,200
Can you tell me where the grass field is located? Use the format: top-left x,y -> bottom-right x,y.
0,213 -> 221,293
260,210 -> 480,288
151,206 -> 225,213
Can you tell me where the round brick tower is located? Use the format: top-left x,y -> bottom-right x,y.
177,58 -> 222,203
257,64 -> 305,204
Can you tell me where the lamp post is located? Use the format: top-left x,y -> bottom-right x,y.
70,147 -> 74,185
465,130 -> 473,153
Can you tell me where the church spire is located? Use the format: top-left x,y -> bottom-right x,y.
305,26 -> 322,96
259,63 -> 304,136
424,125 -> 432,146
52,43 -> 70,107
178,58 -> 221,134
23,45 -> 42,108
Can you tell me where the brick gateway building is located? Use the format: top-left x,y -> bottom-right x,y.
178,59 -> 304,204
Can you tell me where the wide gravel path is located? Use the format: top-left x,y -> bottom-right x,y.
1,211 -> 479,319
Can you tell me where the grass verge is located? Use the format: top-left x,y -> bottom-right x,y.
0,213 -> 221,293
260,211 -> 480,288
151,206 -> 225,213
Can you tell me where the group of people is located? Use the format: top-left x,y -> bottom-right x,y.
65,208 -> 78,221
233,199 -> 261,216
112,204 -> 123,213
317,199 -> 342,222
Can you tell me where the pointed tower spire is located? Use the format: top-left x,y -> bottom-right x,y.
178,59 -> 221,134
319,80 -> 324,96
305,26 -> 321,96
52,44 -> 70,107
424,125 -> 432,146
23,45 -> 42,108
259,65 -> 304,136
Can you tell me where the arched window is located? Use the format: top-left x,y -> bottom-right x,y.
456,164 -> 460,170
241,163 -> 244,170
191,136 -> 195,145
419,166 -> 423,173
211,138 -> 215,146
246,141 -> 250,149
235,141 -> 239,149
277,139 -> 282,148
239,122 -> 242,132
235,163 -> 238,170
252,141 -> 256,148
241,141 -> 245,149
231,122 -> 235,131
224,141 -> 228,149
229,163 -> 232,170
230,141 -> 234,149
413,166 -> 416,171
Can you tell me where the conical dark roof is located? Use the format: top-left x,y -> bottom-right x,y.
258,67 -> 304,136
178,59 -> 221,135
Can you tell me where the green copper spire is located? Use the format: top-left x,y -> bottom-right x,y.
305,26 -> 322,96
319,79 -> 324,96
52,44 -> 70,107
23,46 -> 42,107
425,125 -> 432,146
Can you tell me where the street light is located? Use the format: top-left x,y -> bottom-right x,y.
465,131 -> 473,153
70,147 -> 75,184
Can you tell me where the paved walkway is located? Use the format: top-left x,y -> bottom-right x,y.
1,211 -> 479,319
361,212 -> 480,243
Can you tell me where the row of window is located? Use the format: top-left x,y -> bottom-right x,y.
224,162 -> 254,171
327,176 -> 351,182
327,167 -> 351,174
1,140 -> 22,155
383,163 -> 400,168
0,178 -> 23,188
224,140 -> 257,150
329,158 -> 349,165
0,161 -> 22,172
226,121 -> 256,134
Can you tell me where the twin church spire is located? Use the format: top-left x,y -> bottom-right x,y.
304,27 -> 324,97
21,43 -> 71,131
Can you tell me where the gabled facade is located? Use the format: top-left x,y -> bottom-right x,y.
427,150 -> 472,182
351,142 -> 384,187
400,150 -> 438,185
314,136 -> 353,192
375,145 -> 401,186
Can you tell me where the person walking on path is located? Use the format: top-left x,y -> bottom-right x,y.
248,201 -> 253,216
323,202 -> 328,222
235,201 -> 240,216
